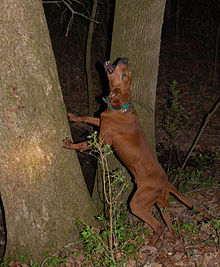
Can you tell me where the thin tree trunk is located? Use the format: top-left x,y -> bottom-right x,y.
86,0 -> 98,116
0,0 -> 96,261
211,24 -> 220,91
175,0 -> 180,43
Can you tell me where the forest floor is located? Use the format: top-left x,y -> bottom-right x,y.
40,189 -> 220,266
4,18 -> 220,266
7,188 -> 220,266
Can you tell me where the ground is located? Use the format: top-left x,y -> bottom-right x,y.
8,189 -> 219,266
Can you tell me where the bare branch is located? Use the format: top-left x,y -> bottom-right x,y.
42,0 -> 100,25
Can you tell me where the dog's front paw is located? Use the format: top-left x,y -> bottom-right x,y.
67,113 -> 80,122
63,137 -> 74,149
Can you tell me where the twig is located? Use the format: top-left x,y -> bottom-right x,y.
62,0 -> 99,23
113,183 -> 126,205
84,225 -> 112,255
40,241 -> 81,266
97,145 -> 115,262
65,12 -> 74,37
42,0 -> 99,23
173,97 -> 220,185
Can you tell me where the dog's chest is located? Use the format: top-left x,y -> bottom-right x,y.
100,110 -> 139,136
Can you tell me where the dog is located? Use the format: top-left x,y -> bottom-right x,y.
64,58 -> 211,245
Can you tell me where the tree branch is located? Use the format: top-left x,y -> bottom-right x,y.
173,97 -> 220,185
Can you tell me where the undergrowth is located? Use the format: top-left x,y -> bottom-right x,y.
162,80 -> 218,192
173,218 -> 220,251
79,131 -> 148,266
166,152 -> 218,193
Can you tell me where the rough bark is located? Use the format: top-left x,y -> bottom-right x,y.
0,0 -> 96,261
93,0 -> 166,206
110,0 -> 166,146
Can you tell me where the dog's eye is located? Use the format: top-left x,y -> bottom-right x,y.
122,73 -> 127,79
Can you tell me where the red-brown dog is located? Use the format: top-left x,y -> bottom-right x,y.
64,58 -> 211,245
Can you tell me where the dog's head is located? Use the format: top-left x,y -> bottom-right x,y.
104,58 -> 132,92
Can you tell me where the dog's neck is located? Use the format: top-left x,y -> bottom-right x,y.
104,96 -> 134,113
103,89 -> 134,113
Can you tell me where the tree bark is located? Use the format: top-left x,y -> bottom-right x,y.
110,0 -> 166,146
92,0 -> 166,205
0,0 -> 96,261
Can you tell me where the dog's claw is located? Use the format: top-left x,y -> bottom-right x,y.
67,113 -> 79,122
63,137 -> 74,149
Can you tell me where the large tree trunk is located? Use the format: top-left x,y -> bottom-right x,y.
0,0 -> 96,261
93,0 -> 166,207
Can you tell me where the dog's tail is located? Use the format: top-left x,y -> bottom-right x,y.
167,183 -> 212,220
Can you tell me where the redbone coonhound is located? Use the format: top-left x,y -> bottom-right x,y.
64,58 -> 211,245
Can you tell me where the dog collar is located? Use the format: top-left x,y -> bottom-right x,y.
103,96 -> 133,113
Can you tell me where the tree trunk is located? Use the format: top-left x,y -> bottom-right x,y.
0,0 -> 96,262
86,0 -> 98,116
92,0 -> 166,205
110,0 -> 166,146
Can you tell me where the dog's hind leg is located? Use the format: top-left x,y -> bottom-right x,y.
130,188 -> 165,245
157,194 -> 174,236
167,183 -> 212,220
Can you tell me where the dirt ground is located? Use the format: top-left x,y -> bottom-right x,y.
40,188 -> 220,266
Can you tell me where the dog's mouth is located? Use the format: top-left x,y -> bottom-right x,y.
104,61 -> 115,74
104,58 -> 128,75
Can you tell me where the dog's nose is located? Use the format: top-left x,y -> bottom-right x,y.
120,58 -> 128,65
